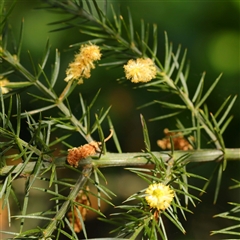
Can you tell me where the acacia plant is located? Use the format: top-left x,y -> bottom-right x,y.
0,1 -> 240,239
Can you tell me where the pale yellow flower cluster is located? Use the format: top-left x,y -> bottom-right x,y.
65,43 -> 102,84
0,78 -> 10,94
145,183 -> 174,211
123,58 -> 157,83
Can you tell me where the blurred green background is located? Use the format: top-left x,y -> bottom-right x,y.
3,0 -> 240,239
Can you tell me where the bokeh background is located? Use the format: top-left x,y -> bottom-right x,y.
2,0 -> 240,239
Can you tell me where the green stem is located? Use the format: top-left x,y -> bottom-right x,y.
129,216 -> 151,240
1,149 -> 239,176
42,165 -> 93,238
48,1 -> 142,57
35,80 -> 92,142
92,148 -> 239,167
163,74 -> 222,149
2,49 -> 93,143
68,3 -> 224,149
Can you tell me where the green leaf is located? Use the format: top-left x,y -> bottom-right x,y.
95,114 -> 106,153
154,100 -> 187,109
38,64 -> 54,89
17,18 -> 24,60
210,113 -> 225,151
0,176 -> 9,199
119,13 -> 133,46
0,0 -> 17,28
211,223 -> 240,236
229,179 -> 240,190
15,228 -> 43,237
173,48 -> 188,95
110,4 -> 121,34
140,114 -> 151,150
75,206 -> 88,238
152,24 -> 158,58
56,227 -> 72,239
137,101 -> 155,109
107,116 -> 122,153
49,24 -> 76,33
12,215 -> 53,221
0,89 -> 6,127
69,38 -> 105,48
82,238 -> 128,240
64,217 -> 80,239
27,50 -> 37,76
58,80 -> 78,101
47,15 -> 78,26
20,104 -> 56,117
20,176 -> 35,232
137,19 -> 146,54
214,163 -> 223,204
99,60 -> 126,67
29,158 -> 46,191
92,0 -> 103,22
192,72 -> 205,104
163,209 -> 186,233
15,94 -> 21,137
217,95 -> 237,127
91,106 -> 111,133
196,73 -> 222,109
80,29 -> 108,38
27,92 -> 55,103
79,89 -> 101,133
220,115 -> 234,135
6,95 -> 13,125
0,231 -> 18,237
50,49 -> 60,88
5,81 -> 33,89
54,122 -> 75,131
91,171 -> 115,200
127,7 -> 134,44
79,93 -> 87,130
11,152 -> 33,182
48,134 -> 71,147
37,39 -> 50,78
149,110 -> 183,121
164,31 -> 172,73
32,187 -> 67,199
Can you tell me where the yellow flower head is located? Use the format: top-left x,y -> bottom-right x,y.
0,78 -> 10,94
145,183 -> 174,211
123,58 -> 157,83
65,43 -> 102,83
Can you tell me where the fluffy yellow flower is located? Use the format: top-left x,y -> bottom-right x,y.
123,58 -> 157,83
65,43 -> 102,83
145,183 -> 174,211
0,78 -> 10,94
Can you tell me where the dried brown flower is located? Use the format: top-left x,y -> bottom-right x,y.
67,130 -> 114,167
67,186 -> 90,233
67,141 -> 99,167
157,128 -> 194,150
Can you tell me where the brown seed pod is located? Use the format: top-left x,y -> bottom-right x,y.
157,128 -> 194,150
67,186 -> 90,233
67,129 -> 113,167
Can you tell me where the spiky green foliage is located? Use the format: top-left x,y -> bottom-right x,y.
211,179 -> 240,239
0,0 -> 239,239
